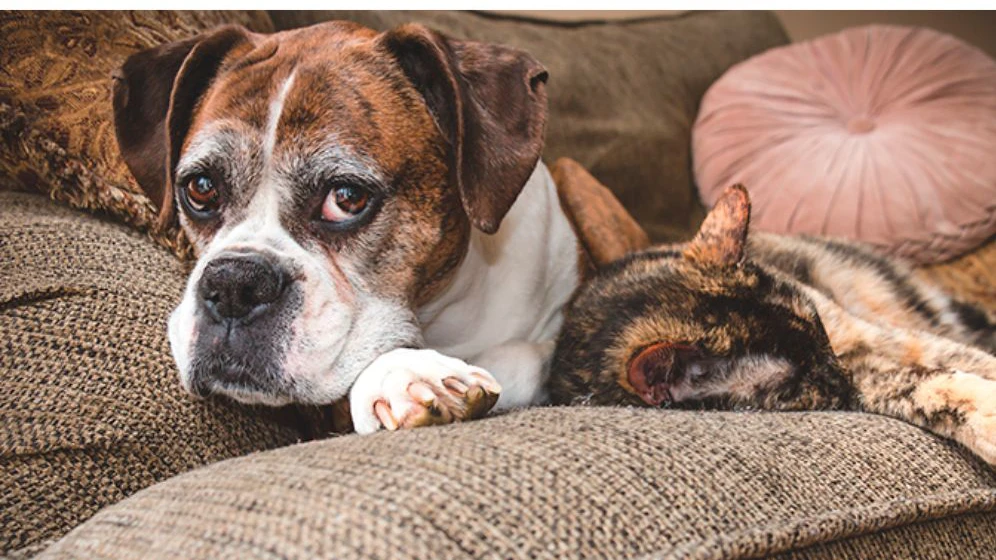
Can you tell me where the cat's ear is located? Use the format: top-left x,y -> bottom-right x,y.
627,342 -> 704,406
684,184 -> 751,266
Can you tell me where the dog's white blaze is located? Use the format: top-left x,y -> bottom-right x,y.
242,70 -> 297,237
214,70 -> 299,248
262,70 -> 296,169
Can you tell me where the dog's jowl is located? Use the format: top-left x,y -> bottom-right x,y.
113,21 -> 581,433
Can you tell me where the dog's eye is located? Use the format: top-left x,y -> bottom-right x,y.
321,185 -> 369,222
183,174 -> 220,216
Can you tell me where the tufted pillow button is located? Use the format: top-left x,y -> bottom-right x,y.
846,116 -> 876,134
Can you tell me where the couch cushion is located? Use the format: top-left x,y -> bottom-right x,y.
0,11 -> 274,259
269,10 -> 790,243
41,407 -> 996,559
765,512 -> 996,560
0,193 -> 332,556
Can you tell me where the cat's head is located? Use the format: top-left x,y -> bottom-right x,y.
550,185 -> 844,408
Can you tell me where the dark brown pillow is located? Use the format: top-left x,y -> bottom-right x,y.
0,193 -> 334,556
270,11 -> 790,242
0,11 -> 274,259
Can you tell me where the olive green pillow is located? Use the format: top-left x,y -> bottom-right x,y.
270,10 -> 790,242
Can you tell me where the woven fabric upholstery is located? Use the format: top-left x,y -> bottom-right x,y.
0,193 -> 328,556
42,407 -> 996,559
766,512 -> 996,560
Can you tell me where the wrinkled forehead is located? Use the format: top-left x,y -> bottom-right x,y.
179,24 -> 433,188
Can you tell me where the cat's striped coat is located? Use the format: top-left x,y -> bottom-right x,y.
549,185 -> 996,465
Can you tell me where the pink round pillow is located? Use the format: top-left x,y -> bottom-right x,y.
693,25 -> 996,264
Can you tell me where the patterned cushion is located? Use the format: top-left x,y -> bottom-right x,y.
693,25 -> 996,264
0,11 -> 274,259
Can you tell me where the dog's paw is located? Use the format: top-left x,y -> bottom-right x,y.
349,348 -> 501,435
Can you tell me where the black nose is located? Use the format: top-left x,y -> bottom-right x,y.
199,253 -> 288,322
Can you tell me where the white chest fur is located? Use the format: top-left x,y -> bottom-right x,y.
416,162 -> 580,406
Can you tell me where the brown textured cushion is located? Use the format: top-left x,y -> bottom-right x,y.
0,193 -> 331,556
0,11 -> 274,259
269,10 -> 790,243
41,407 -> 996,559
766,513 -> 996,560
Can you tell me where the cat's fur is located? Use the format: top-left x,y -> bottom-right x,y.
548,185 -> 996,465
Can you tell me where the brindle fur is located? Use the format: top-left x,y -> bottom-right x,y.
111,21 -> 549,411
549,185 -> 996,464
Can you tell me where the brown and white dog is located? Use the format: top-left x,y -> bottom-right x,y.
112,20 -> 628,434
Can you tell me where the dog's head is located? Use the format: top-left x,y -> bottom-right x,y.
113,21 -> 548,405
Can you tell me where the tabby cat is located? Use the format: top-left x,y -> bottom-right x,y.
548,185 -> 996,465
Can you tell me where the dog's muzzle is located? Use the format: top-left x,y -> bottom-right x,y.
187,250 -> 298,397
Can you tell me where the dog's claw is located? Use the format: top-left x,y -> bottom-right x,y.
463,384 -> 500,420
408,381 -> 437,405
443,377 -> 470,395
374,400 -> 398,431
471,372 -> 503,395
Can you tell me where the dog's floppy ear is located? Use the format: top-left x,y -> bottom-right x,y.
378,24 -> 549,234
112,25 -> 254,228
